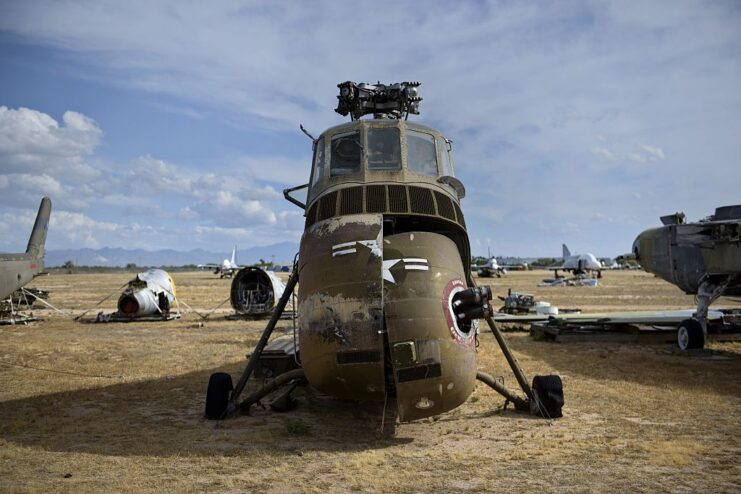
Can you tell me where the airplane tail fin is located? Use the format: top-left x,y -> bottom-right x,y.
562,244 -> 571,258
231,245 -> 237,265
25,197 -> 52,259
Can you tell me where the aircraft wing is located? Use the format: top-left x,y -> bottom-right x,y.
493,309 -> 724,325
546,263 -> 565,270
197,263 -> 219,269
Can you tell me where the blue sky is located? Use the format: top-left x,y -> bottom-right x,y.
1,1 -> 739,258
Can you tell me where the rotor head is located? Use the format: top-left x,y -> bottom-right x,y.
335,81 -> 422,120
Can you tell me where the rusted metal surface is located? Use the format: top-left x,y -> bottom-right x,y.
298,214 -> 386,401
383,231 -> 476,421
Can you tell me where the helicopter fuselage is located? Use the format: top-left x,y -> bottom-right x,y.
297,118 -> 477,421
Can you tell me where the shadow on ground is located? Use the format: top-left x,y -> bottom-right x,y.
489,332 -> 741,397
0,363 -> 412,458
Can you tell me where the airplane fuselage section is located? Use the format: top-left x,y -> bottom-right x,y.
0,254 -> 43,300
633,215 -> 741,295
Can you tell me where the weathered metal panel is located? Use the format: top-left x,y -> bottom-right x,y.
383,231 -> 476,422
298,214 -> 385,400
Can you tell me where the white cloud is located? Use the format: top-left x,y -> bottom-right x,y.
0,1 -> 739,255
191,190 -> 277,226
0,106 -> 102,181
592,147 -> 617,161
639,144 -> 665,161
194,225 -> 252,238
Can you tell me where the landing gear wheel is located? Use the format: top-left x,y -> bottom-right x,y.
205,372 -> 233,420
677,319 -> 705,350
531,375 -> 564,418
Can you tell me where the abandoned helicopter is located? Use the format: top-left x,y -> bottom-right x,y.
632,205 -> 741,350
205,81 -> 564,430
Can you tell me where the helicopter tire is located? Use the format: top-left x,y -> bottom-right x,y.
677,319 -> 704,350
205,372 -> 233,420
531,375 -> 564,418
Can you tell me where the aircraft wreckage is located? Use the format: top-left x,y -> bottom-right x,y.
631,205 -> 741,349
94,269 -> 179,322
229,267 -> 287,318
205,81 -> 564,433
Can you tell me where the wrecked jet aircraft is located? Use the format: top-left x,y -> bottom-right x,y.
0,197 -> 51,302
229,267 -> 286,318
477,257 -> 505,278
198,245 -> 242,278
549,244 -> 602,279
631,205 -> 741,350
96,269 -> 179,321
205,81 -> 564,432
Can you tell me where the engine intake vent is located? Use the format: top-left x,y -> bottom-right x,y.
305,202 -> 318,228
318,191 -> 338,221
366,185 -> 387,213
340,186 -> 364,215
434,191 -> 455,221
454,202 -> 466,228
409,186 -> 435,215
388,185 -> 408,213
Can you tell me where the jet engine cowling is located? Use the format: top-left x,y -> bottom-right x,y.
117,269 -> 176,317
230,267 -> 286,318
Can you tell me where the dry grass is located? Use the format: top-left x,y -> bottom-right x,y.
0,270 -> 739,493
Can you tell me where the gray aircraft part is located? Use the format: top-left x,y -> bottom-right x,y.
0,197 -> 52,301
632,205 -> 741,349
230,267 -> 287,318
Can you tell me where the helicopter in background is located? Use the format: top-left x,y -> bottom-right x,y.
631,205 -> 741,349
205,81 -> 564,432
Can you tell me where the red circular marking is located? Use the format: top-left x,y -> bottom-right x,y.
442,279 -> 473,345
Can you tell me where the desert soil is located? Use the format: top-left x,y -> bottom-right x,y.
0,270 -> 739,493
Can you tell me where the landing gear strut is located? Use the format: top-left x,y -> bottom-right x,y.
205,270 -> 300,420
677,274 -> 736,350
478,315 -> 564,418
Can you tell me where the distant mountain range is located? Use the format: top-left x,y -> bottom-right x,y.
46,242 -> 298,267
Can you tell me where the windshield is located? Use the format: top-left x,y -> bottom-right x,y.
330,131 -> 361,176
407,130 -> 438,176
367,127 -> 401,171
311,137 -> 326,185
437,136 -> 454,176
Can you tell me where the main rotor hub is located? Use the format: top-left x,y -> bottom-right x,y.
335,81 -> 422,120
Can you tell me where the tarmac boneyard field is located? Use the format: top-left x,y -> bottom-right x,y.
1,270 -> 739,493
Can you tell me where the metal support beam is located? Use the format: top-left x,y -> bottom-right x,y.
476,371 -> 529,411
238,368 -> 307,414
227,270 -> 299,415
484,315 -> 535,402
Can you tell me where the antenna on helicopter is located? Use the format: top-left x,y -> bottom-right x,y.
335,81 -> 422,121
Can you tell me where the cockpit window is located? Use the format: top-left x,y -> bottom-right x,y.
437,136 -> 454,177
407,130 -> 438,176
311,137 -> 326,186
367,127 -> 401,171
330,131 -> 362,177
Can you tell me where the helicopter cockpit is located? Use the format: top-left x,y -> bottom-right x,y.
286,81 -> 471,279
307,119 -> 457,202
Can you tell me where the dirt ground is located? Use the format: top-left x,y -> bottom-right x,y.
1,270 -> 739,493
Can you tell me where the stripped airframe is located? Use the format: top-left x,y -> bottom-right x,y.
632,205 -> 741,349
